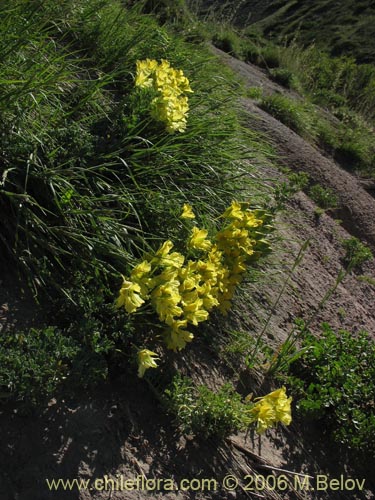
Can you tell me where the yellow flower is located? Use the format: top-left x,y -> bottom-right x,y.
181,203 -> 195,219
116,278 -> 145,314
135,59 -> 158,88
151,95 -> 189,133
183,300 -> 209,325
248,387 -> 292,434
130,260 -> 152,295
153,240 -> 184,268
165,252 -> 185,269
131,260 -> 151,279
189,227 -> 212,252
243,212 -> 263,228
155,239 -> 174,258
263,387 -> 292,426
165,320 -> 194,351
137,349 -> 159,378
222,201 -> 244,220
199,284 -> 219,311
151,282 -> 183,324
195,260 -> 217,283
249,400 -> 276,434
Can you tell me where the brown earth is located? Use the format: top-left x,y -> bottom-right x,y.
1,47 -> 375,500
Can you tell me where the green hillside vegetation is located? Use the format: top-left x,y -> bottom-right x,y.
1,0 -> 375,468
213,0 -> 375,65
203,16 -> 375,176
0,0 -> 275,405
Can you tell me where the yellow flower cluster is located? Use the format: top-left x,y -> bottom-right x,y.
135,59 -> 193,133
246,387 -> 292,434
117,201 -> 273,376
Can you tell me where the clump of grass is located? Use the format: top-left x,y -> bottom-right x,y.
0,0 -> 267,295
246,86 -> 263,100
212,26 -> 243,57
260,94 -> 308,135
243,42 -> 262,65
269,68 -> 301,91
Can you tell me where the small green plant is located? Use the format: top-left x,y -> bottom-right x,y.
274,169 -> 309,208
243,42 -> 261,65
357,275 -> 375,286
0,327 -> 79,403
342,237 -> 373,269
163,376 -> 244,438
163,375 -> 292,438
309,184 -> 338,209
269,68 -> 300,91
287,324 -> 375,453
246,86 -> 263,100
335,136 -> 373,172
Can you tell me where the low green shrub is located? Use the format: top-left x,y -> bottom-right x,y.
287,324 -> 375,453
0,327 -> 79,403
274,169 -> 309,209
163,376 -> 244,438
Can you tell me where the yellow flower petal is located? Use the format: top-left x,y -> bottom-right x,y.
181,203 -> 195,219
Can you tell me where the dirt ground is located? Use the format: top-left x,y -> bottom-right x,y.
1,48 -> 375,500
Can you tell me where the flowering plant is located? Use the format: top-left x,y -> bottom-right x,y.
135,59 -> 193,132
116,201 -> 273,377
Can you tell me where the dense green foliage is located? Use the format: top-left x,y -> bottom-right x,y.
163,375 -> 244,438
0,0 -> 265,294
0,327 -> 80,403
287,324 -> 375,453
208,0 -> 375,65
0,0 -> 274,403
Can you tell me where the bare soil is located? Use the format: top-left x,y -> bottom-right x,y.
1,48 -> 375,500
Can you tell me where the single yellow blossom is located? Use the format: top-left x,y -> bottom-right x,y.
151,282 -> 183,323
116,278 -> 145,314
131,260 -> 151,279
222,201 -> 244,220
137,349 -> 159,378
181,203 -> 195,219
189,227 -> 212,252
165,320 -> 194,351
249,400 -> 276,434
248,387 -> 292,434
135,59 -> 158,88
263,387 -> 292,426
